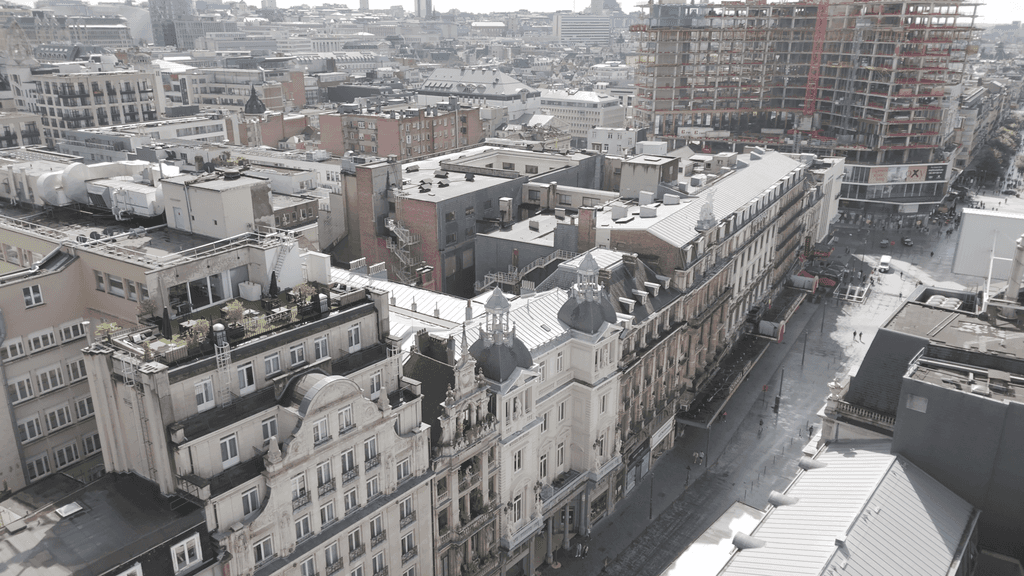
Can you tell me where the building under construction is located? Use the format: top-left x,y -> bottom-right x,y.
634,0 -> 979,220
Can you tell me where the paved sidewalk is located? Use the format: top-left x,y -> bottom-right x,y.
540,295 -> 873,576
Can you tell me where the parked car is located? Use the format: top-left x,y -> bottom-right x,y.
880,239 -> 889,249
902,237 -> 913,246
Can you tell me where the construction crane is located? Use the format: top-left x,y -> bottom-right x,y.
795,0 -> 830,153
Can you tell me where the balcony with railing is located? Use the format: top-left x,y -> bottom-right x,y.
400,511 -> 416,529
318,478 -> 336,497
293,489 -> 311,511
372,567 -> 388,576
364,454 -> 380,472
371,530 -> 387,548
326,561 -> 343,575
349,544 -> 365,562
342,467 -> 359,485
402,547 -> 417,564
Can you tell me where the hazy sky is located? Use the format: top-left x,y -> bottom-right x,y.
8,0 -> 1024,24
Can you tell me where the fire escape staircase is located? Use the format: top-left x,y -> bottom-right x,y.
385,218 -> 423,285
474,250 -> 577,293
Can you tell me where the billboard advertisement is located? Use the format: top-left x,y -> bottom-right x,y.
867,164 -> 948,184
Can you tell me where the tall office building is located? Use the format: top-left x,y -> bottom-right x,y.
415,0 -> 431,19
634,0 -> 978,220
148,0 -> 195,47
359,0 -> 369,11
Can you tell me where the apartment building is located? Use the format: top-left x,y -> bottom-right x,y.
84,279 -> 435,576
177,69 -> 306,113
588,127 -> 642,156
148,0 -> 195,47
574,149 -> 844,412
539,90 -> 625,149
0,110 -> 42,148
56,114 -> 227,163
634,0 -> 978,219
354,147 -> 601,297
28,65 -> 163,149
320,103 -> 484,160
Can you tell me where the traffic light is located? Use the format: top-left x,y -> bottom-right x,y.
773,396 -> 780,414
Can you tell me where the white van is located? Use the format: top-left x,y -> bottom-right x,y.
879,255 -> 892,273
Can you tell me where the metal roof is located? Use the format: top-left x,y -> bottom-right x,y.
721,442 -> 975,576
594,151 -> 805,249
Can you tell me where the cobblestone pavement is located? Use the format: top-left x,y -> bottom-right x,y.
540,223 -> 973,576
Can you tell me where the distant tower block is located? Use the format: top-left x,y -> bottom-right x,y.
415,0 -> 431,19
591,0 -> 602,14
359,0 -> 369,10
261,0 -> 276,8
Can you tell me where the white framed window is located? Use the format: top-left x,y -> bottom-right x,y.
401,531 -> 415,555
348,528 -> 362,551
290,344 -> 306,366
37,364 -> 64,394
237,363 -> 255,394
396,458 -> 411,482
195,379 -> 214,412
253,536 -> 274,565
1,337 -> 25,361
540,454 -> 548,478
107,274 -> 125,298
54,441 -> 80,469
321,500 -> 336,525
364,436 -> 377,461
372,552 -> 385,575
300,557 -> 316,576
541,412 -> 548,432
83,432 -> 101,455
127,280 -> 138,302
314,335 -> 329,359
347,325 -> 361,352
344,488 -> 358,512
325,542 -> 341,568
538,361 -> 545,382
220,434 -> 239,468
45,404 -> 72,432
339,405 -> 353,432
341,448 -> 355,473
366,476 -> 379,499
27,328 -> 56,353
171,533 -> 202,573
66,358 -> 88,382
295,514 -> 312,541
95,270 -> 105,291
242,486 -> 259,516
26,453 -> 50,480
75,395 -> 95,419
8,374 -> 33,404
399,496 -> 413,519
557,442 -> 564,466
558,401 -> 566,421
369,514 -> 383,538
512,493 -> 522,522
317,460 -> 333,486
513,449 -> 523,472
369,371 -> 382,400
23,284 -> 43,307
291,473 -> 308,500
262,416 -> 278,442
313,417 -> 330,445
601,394 -> 607,413
403,568 -> 416,576
264,353 -> 281,375
59,320 -> 86,342
351,567 -> 364,576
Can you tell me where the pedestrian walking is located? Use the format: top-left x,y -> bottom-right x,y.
693,451 -> 699,464
853,329 -> 856,340
722,411 -> 727,422
699,451 -> 705,465
931,251 -> 934,257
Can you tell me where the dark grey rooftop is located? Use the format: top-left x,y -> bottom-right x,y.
845,328 -> 928,416
0,473 -> 204,576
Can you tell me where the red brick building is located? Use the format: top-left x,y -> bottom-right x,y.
321,104 -> 483,160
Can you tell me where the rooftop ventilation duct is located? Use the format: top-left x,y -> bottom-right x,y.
732,533 -> 766,550
798,456 -> 828,470
767,491 -> 800,507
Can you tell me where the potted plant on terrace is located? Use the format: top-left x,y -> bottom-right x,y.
224,300 -> 247,341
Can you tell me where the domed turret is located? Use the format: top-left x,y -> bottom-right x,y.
468,288 -> 532,382
244,85 -> 267,115
557,252 -> 617,334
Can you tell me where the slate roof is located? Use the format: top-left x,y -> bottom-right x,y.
721,441 -> 976,576
844,328 -> 928,416
419,67 -> 538,97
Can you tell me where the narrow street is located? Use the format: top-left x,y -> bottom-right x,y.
540,216 -> 978,576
